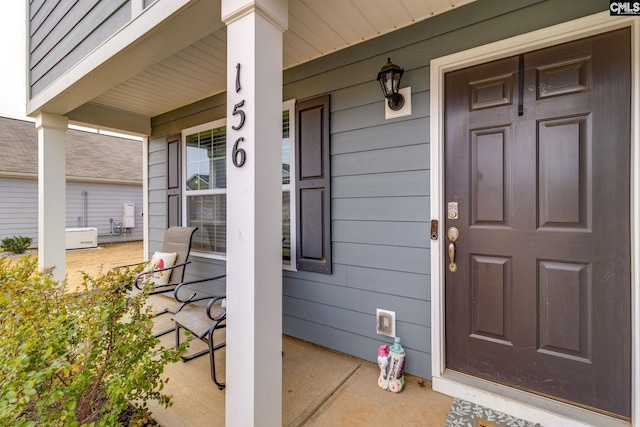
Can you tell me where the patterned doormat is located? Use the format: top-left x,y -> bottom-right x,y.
445,398 -> 540,427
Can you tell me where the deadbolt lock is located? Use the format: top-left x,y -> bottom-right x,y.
447,202 -> 459,220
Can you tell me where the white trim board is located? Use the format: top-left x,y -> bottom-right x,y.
430,12 -> 639,427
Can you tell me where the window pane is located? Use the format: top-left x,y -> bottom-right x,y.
282,190 -> 290,264
182,108 -> 293,264
186,127 -> 226,190
187,194 -> 226,254
282,110 -> 290,185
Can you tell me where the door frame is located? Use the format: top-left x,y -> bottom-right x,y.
430,12 -> 639,427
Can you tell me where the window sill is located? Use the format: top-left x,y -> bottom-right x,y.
191,251 -> 297,272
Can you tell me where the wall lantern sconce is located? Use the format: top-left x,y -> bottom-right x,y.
377,57 -> 405,111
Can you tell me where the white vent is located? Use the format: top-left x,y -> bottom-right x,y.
376,309 -> 396,337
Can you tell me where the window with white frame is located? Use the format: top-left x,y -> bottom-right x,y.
182,100 -> 296,267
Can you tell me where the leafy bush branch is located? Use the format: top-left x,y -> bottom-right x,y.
1,235 -> 33,254
0,257 -> 189,426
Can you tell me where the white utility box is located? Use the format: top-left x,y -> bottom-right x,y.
65,227 -> 98,250
123,203 -> 135,228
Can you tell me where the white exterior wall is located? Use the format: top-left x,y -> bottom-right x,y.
0,177 -> 143,248
0,177 -> 38,245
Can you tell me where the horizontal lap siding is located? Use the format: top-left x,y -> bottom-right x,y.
145,0 -> 606,379
66,182 -> 143,244
29,0 -> 130,97
0,178 -> 38,246
0,178 -> 141,247
282,0 -> 604,379
148,134 -> 226,297
148,137 -> 168,256
283,41 -> 433,377
333,220 -> 429,248
285,31 -> 433,377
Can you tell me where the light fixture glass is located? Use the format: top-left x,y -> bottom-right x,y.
376,57 -> 405,111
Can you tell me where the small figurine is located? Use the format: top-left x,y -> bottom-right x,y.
377,344 -> 390,388
377,337 -> 405,393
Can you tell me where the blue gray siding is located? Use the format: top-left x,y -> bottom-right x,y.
147,93 -> 227,251
29,0 -> 130,97
148,96 -> 227,290
148,135 -> 169,246
0,178 -> 142,247
147,0 -> 606,379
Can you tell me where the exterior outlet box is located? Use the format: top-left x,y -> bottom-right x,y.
376,309 -> 396,337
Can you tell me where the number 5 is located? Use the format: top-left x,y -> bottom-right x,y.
232,100 -> 245,130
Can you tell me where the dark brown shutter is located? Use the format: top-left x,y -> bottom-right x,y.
296,95 -> 331,273
167,134 -> 181,227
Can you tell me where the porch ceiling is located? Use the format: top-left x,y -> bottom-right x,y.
60,0 -> 474,129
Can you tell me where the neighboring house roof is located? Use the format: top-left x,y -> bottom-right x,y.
0,116 -> 142,183
186,174 -> 210,190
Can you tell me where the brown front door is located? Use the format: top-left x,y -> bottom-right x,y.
444,29 -> 631,418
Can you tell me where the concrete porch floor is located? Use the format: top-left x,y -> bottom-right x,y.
147,294 -> 454,426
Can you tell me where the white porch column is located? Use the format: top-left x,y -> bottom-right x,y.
36,113 -> 68,282
222,0 -> 287,425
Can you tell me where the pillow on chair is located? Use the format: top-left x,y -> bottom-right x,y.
145,251 -> 178,285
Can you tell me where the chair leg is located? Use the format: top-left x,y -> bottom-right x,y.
153,293 -> 198,336
153,299 -> 193,336
154,326 -> 175,338
175,323 -> 182,348
182,348 -> 210,361
153,309 -> 177,337
176,323 -> 210,362
173,317 -> 226,389
208,320 -> 226,390
151,309 -> 175,339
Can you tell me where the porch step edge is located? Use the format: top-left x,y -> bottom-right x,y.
434,371 -> 630,427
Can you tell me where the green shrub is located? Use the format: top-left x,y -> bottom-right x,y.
1,235 -> 33,254
0,257 -> 189,426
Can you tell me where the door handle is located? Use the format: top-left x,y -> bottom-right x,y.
447,227 -> 459,272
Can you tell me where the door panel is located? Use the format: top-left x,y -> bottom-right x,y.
471,128 -> 509,225
538,116 -> 588,228
444,29 -> 631,418
471,255 -> 511,344
538,261 -> 591,361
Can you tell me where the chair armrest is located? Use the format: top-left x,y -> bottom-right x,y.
173,274 -> 227,304
206,295 -> 227,321
133,261 -> 192,290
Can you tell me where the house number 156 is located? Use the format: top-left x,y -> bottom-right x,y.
232,63 -> 246,168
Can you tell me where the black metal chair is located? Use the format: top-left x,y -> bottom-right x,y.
172,275 -> 227,390
110,226 -> 198,336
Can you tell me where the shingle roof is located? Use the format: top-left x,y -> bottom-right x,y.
0,116 -> 143,182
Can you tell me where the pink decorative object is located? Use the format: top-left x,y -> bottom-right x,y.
377,338 -> 405,393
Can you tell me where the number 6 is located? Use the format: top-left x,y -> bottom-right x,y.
232,137 -> 246,167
